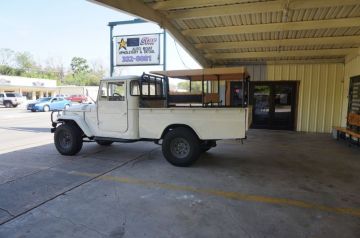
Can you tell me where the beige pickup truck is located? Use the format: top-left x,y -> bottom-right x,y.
51,68 -> 250,167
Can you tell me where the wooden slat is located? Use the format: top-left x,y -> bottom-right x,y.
151,67 -> 247,78
348,113 -> 360,127
168,0 -> 359,19
205,48 -> 356,59
195,36 -> 360,50
182,17 -> 360,37
150,0 -> 251,10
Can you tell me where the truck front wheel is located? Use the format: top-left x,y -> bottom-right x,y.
162,128 -> 201,167
54,123 -> 83,155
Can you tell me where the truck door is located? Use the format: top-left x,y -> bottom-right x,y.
97,81 -> 128,133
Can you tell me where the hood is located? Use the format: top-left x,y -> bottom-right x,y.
65,103 -> 94,112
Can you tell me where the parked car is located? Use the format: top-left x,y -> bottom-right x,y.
0,92 -> 24,108
66,94 -> 87,103
55,94 -> 69,98
27,97 -> 71,112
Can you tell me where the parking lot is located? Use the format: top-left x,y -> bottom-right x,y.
0,108 -> 359,238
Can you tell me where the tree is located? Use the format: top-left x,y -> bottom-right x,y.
65,57 -> 105,86
44,57 -> 65,83
0,65 -> 24,76
15,52 -> 36,72
70,57 -> 89,75
177,81 -> 206,93
0,48 -> 15,66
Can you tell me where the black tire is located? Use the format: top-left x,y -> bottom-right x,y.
95,140 -> 113,146
201,140 -> 217,153
43,105 -> 50,112
31,109 -> 36,112
54,123 -> 83,155
4,101 -> 12,108
162,128 -> 201,167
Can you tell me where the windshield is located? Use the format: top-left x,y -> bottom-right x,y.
37,97 -> 51,102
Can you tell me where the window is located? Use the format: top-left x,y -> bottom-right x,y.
130,80 -> 140,96
0,93 -> 4,98
141,79 -> 164,97
6,93 -> 15,97
99,81 -> 125,101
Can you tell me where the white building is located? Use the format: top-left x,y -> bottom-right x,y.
0,75 -> 98,100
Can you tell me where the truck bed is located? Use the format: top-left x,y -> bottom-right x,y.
139,107 -> 248,140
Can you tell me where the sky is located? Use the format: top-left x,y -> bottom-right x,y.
0,0 -> 201,76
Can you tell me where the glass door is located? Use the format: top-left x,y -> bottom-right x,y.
251,82 -> 297,130
252,85 -> 271,127
273,85 -> 294,129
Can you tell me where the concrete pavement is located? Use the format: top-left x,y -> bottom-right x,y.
0,108 -> 359,238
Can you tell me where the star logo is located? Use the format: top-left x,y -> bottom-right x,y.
118,38 -> 127,50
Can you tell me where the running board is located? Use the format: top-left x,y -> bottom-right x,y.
93,137 -> 155,143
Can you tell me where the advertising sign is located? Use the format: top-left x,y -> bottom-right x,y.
115,34 -> 160,66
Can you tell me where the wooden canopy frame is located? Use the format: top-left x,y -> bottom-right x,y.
149,67 -> 249,107
150,67 -> 249,81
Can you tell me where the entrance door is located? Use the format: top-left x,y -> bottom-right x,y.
251,82 -> 297,130
97,81 -> 128,133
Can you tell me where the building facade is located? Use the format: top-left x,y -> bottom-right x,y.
0,75 -> 98,101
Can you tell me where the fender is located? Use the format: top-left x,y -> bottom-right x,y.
57,115 -> 93,137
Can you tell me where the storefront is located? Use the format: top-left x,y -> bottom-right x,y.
0,75 -> 57,100
0,75 -> 99,101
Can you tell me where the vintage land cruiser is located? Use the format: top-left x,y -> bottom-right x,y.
51,67 -> 251,166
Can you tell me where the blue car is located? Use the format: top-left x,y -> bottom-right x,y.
27,97 -> 72,112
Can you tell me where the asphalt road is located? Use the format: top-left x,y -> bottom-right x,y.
0,107 -> 53,154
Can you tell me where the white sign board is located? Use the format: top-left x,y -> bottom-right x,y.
115,34 -> 160,66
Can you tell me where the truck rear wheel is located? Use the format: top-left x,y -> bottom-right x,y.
54,123 -> 83,155
162,128 -> 201,167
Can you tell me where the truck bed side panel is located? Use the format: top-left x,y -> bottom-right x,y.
139,108 -> 247,140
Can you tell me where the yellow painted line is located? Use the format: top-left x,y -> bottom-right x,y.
74,171 -> 360,217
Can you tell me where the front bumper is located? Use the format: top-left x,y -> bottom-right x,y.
27,104 -> 42,111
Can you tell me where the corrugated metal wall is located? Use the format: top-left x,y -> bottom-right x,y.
343,56 -> 360,126
246,63 -> 345,133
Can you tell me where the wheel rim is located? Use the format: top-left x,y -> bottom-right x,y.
170,138 -> 190,159
58,130 -> 72,149
65,104 -> 70,109
44,106 -> 49,112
